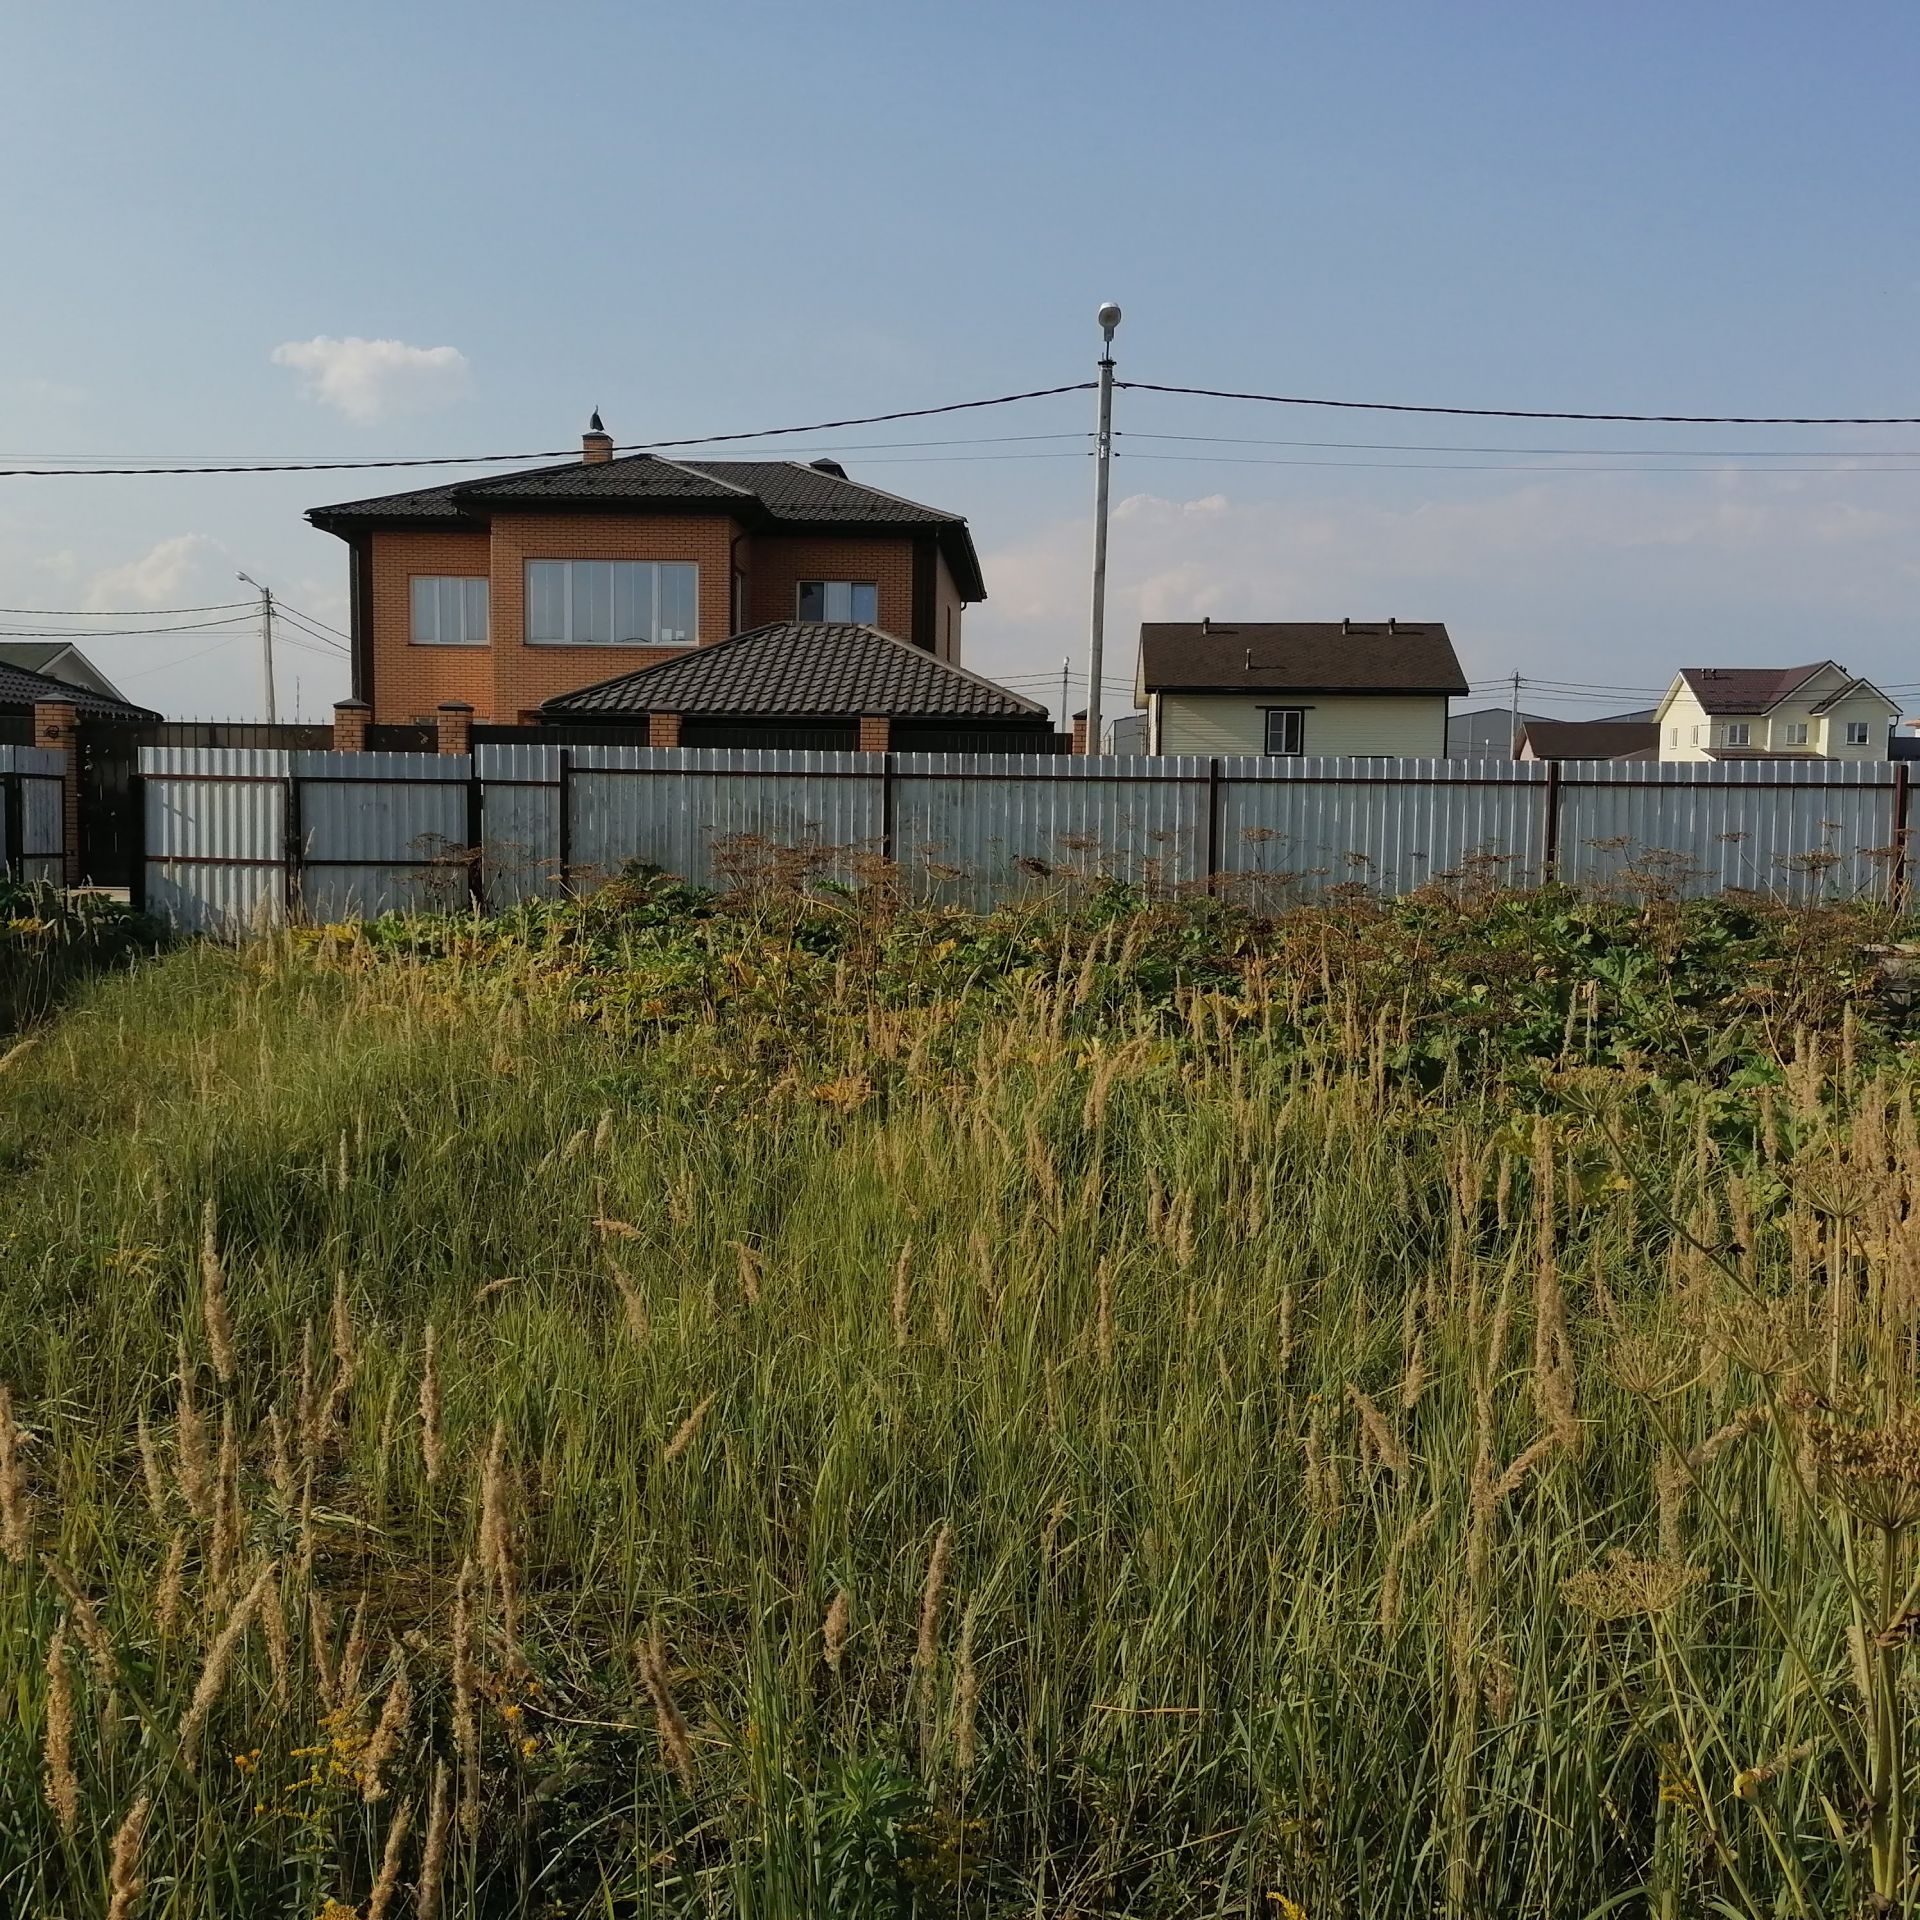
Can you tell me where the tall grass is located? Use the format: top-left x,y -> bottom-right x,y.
3,885 -> 1920,1915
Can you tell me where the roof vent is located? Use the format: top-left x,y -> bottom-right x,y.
1341,616 -> 1351,636
809,458 -> 848,479
1201,615 -> 1211,636
582,410 -> 614,464
1387,616 -> 1397,633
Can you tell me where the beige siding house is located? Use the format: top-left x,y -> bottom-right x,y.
1654,663 -> 1898,762
1136,619 -> 1466,757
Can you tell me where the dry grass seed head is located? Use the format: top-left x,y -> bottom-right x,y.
662,1393 -> 716,1465
0,1384 -> 34,1565
823,1586 -> 852,1674
105,1792 -> 152,1920
177,1563 -> 272,1767
417,1761 -> 452,1920
364,1798 -> 413,1920
43,1618 -> 77,1837
638,1622 -> 697,1790
199,1198 -> 236,1384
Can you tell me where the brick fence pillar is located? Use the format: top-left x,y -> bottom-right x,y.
332,699 -> 370,752
858,715 -> 891,753
648,712 -> 682,748
436,702 -> 473,757
1071,712 -> 1089,756
31,700 -> 81,885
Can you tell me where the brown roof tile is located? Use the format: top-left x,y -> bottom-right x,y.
1138,620 -> 1467,694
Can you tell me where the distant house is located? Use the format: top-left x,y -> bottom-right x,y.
0,640 -> 132,705
0,655 -> 157,733
307,415 -> 987,725
1517,717 -> 1659,762
1448,705 -> 1549,758
1655,663 -> 1898,762
539,620 -> 1055,752
1135,619 -> 1467,757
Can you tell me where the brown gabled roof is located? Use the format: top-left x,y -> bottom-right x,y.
1677,663 -> 1832,714
1520,718 -> 1659,762
541,622 -> 1047,721
1138,620 -> 1467,695
309,454 -> 987,599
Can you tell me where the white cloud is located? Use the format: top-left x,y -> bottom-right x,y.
966,472 -> 1920,719
82,532 -> 230,608
270,335 -> 471,423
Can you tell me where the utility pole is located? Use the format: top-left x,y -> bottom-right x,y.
238,571 -> 277,723
1085,302 -> 1121,752
1059,655 -> 1070,737
1510,671 -> 1521,760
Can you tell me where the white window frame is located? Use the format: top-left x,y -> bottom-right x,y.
524,560 -> 699,647
1263,707 -> 1305,755
409,575 -> 490,647
1723,722 -> 1751,747
1845,720 -> 1871,745
796,580 -> 879,625
1779,720 -> 1809,746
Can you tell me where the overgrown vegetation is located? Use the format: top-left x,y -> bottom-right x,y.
6,879 -> 1920,1915
0,876 -> 163,1034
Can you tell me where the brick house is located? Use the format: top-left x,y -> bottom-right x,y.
308,417 -> 988,725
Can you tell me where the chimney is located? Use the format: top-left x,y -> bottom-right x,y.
808,458 -> 848,479
582,409 -> 613,463
1341,616 -> 1351,636
1387,616 -> 1397,633
1201,614 -> 1211,635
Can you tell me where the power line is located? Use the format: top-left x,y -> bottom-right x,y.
1117,380 -> 1920,427
1119,430 -> 1920,458
1115,451 -> 1920,475
0,614 -> 259,637
0,383 -> 1099,478
0,599 -> 253,615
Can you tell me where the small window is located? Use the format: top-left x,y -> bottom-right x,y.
797,581 -> 878,624
1264,708 -> 1304,755
1691,726 -> 1701,745
1780,721 -> 1809,746
1846,720 -> 1871,745
1669,727 -> 1678,747
1724,722 -> 1751,747
525,560 -> 697,646
410,576 -> 489,646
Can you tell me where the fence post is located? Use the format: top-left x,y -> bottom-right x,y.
1204,756 -> 1221,889
127,774 -> 146,912
1542,760 -> 1563,886
466,760 -> 486,913
1,771 -> 21,879
880,750 -> 895,866
283,774 -> 303,918
1895,762 -> 1911,913
556,748 -> 572,893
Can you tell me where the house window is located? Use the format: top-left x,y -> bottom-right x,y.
1846,721 -> 1871,745
1691,726 -> 1700,745
1264,708 -> 1305,755
1669,727 -> 1678,748
1780,721 -> 1809,746
525,561 -> 698,646
1724,723 -> 1751,747
410,576 -> 489,646
797,581 -> 878,624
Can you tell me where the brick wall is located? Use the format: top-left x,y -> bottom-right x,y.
367,529 -> 495,723
746,534 -> 918,643
486,511 -> 741,722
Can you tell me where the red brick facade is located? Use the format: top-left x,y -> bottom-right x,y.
358,508 -> 971,723
31,700 -> 81,885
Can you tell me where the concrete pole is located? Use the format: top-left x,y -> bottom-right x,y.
1085,303 -> 1121,752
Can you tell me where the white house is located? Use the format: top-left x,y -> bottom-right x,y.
1135,619 -> 1467,757
1654,663 -> 1899,763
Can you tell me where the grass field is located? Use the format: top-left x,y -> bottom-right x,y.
5,874 -> 1920,1916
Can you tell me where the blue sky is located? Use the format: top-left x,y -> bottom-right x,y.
2,2 -> 1917,722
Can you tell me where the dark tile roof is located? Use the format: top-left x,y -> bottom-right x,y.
1677,664 -> 1831,714
308,455 -> 986,598
0,657 -> 158,721
1520,718 -> 1660,761
0,640 -> 133,704
1139,620 -> 1468,695
542,623 -> 1047,721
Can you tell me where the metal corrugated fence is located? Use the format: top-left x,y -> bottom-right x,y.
140,746 -> 1913,930
0,745 -> 65,885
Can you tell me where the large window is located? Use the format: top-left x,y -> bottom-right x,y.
797,580 -> 878,624
1780,721 -> 1809,745
1846,720 -> 1871,745
1264,708 -> 1305,755
410,576 -> 489,646
1724,723 -> 1751,747
525,561 -> 698,646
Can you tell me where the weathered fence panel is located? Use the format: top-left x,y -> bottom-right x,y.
140,747 -> 1915,929
1221,757 -> 1549,900
142,747 -> 289,933
0,745 -> 65,885
1556,759 -> 1901,900
291,751 -> 472,921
